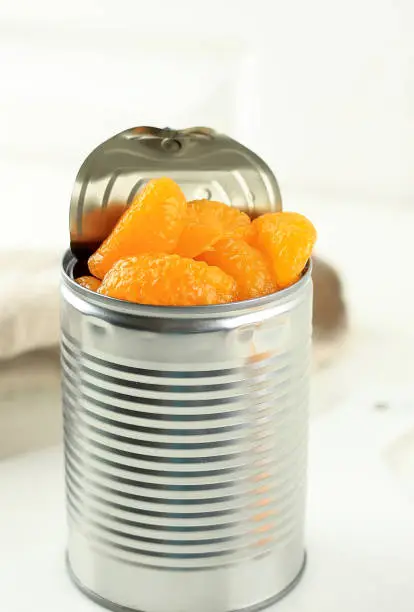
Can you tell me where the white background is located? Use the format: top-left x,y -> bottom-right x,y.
1,6 -> 414,610
1,0 -> 413,332
0,0 -> 413,252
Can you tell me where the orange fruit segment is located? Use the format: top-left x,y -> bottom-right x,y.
75,276 -> 101,291
88,178 -> 187,279
175,199 -> 251,258
249,212 -> 317,289
98,254 -> 237,306
198,238 -> 276,300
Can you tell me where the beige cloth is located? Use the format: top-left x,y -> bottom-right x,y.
0,250 -> 62,361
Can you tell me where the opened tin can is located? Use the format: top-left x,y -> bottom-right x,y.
61,127 -> 311,612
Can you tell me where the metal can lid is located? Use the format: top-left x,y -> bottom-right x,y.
69,126 -> 282,259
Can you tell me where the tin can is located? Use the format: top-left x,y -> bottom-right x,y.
62,127 -> 311,612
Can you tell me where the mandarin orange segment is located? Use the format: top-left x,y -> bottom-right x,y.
88,178 -> 187,279
175,199 -> 251,258
98,254 -> 237,306
250,212 -> 317,289
75,276 -> 102,291
198,238 -> 276,300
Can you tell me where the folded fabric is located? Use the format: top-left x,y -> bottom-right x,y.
0,250 -> 62,361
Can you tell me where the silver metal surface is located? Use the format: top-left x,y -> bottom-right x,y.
61,252 -> 312,612
69,126 -> 282,259
66,552 -> 307,612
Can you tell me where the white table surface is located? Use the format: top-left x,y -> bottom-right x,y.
1,324 -> 414,612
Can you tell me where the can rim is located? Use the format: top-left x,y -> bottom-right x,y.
62,250 -> 312,319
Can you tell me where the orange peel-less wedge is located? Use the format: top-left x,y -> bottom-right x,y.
88,178 -> 187,279
75,276 -> 101,291
250,212 -> 317,289
175,199 -> 251,259
98,254 -> 237,306
198,238 -> 276,300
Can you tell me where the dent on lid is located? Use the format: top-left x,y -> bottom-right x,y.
69,126 -> 282,259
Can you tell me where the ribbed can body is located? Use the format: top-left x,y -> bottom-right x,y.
61,251 -> 312,612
